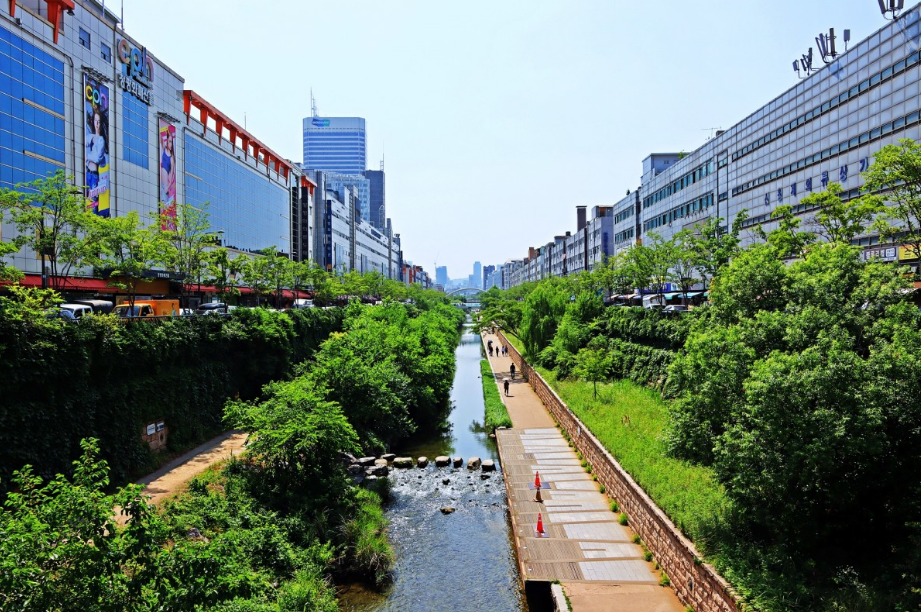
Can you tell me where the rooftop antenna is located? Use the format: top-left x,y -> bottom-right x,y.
816,27 -> 845,64
310,89 -> 318,118
843,29 -> 851,51
793,47 -> 814,78
878,0 -> 905,20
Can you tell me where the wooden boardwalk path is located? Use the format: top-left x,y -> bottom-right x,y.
483,332 -> 683,612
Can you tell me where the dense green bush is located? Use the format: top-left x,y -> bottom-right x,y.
0,307 -> 344,491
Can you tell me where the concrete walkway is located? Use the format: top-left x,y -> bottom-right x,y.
483,332 -> 683,612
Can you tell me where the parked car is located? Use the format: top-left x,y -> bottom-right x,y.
71,299 -> 114,314
196,302 -> 229,315
58,303 -> 94,319
45,307 -> 77,322
114,299 -> 179,318
663,305 -> 690,314
292,299 -> 314,309
114,304 -> 155,318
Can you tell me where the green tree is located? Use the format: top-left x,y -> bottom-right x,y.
574,341 -> 612,399
669,229 -> 699,305
0,439 -> 162,612
89,211 -> 165,310
157,202 -> 216,306
475,286 -> 524,339
241,248 -> 290,307
757,204 -> 816,259
689,212 -> 748,289
520,279 -> 569,357
226,380 -> 359,492
0,170 -> 95,291
804,182 -> 886,244
666,241 -> 921,601
862,138 -> 921,261
205,247 -> 247,300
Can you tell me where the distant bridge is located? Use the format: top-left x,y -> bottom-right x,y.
446,287 -> 484,296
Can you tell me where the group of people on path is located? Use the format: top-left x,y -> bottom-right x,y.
486,336 -> 516,396
486,338 -> 508,358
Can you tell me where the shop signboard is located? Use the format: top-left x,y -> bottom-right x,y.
899,245 -> 921,262
863,246 -> 898,262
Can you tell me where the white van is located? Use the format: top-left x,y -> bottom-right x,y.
292,299 -> 314,309
58,303 -> 94,319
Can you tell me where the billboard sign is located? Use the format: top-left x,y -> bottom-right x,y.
84,74 -> 110,217
311,117 -> 330,127
158,118 -> 177,229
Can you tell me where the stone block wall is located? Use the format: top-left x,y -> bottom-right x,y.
500,332 -> 742,612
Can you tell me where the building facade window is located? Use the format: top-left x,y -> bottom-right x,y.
78,27 -> 90,49
100,43 -> 111,62
185,136 -> 289,254
0,27 -> 65,188
122,92 -> 148,168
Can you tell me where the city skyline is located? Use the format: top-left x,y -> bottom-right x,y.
125,1 -> 883,276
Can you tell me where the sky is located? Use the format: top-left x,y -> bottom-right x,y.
124,0 -> 884,280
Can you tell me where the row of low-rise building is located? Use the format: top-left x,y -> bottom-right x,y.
0,0 -> 430,295
500,4 -> 921,289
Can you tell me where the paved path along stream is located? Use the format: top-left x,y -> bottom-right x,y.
483,331 -> 683,612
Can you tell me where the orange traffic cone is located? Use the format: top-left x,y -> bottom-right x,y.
535,471 -> 543,503
536,512 -> 545,536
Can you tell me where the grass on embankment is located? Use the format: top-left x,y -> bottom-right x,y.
481,359 -> 513,429
536,370 -> 729,551
502,334 -> 727,551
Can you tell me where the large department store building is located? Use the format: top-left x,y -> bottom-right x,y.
504,5 -> 921,288
0,0 -> 309,290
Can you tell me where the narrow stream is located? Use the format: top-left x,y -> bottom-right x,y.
337,321 -> 529,612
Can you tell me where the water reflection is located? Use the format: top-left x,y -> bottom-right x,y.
337,323 -> 527,612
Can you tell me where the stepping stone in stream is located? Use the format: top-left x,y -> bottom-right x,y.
435,456 -> 450,467
467,457 -> 481,470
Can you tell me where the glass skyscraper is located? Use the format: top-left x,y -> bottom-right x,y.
302,116 -> 366,175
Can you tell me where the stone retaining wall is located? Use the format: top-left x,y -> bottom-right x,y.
500,332 -> 742,612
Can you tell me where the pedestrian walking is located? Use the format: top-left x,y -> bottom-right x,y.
510,363 -> 516,379
488,345 -> 493,357
503,378 -> 510,396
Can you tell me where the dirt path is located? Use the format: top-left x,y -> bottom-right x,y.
115,430 -> 248,524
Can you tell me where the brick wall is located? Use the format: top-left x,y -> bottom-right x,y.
500,332 -> 743,612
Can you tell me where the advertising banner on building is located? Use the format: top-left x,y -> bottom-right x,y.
83,74 -> 110,217
158,118 -> 177,229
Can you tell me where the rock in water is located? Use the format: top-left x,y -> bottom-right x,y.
374,458 -> 388,467
467,457 -> 482,470
358,456 -> 376,467
452,456 -> 464,468
435,455 -> 450,467
440,507 -> 456,515
417,456 -> 429,468
393,457 -> 413,468
481,460 -> 496,472
381,453 -> 396,461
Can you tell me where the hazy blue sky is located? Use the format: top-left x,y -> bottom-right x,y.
125,1 -> 884,280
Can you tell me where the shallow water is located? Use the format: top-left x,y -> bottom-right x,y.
337,323 -> 528,612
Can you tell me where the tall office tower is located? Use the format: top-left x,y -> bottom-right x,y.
482,265 -> 495,289
436,266 -> 448,287
473,261 -> 482,288
303,116 -> 367,175
362,169 -> 385,230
